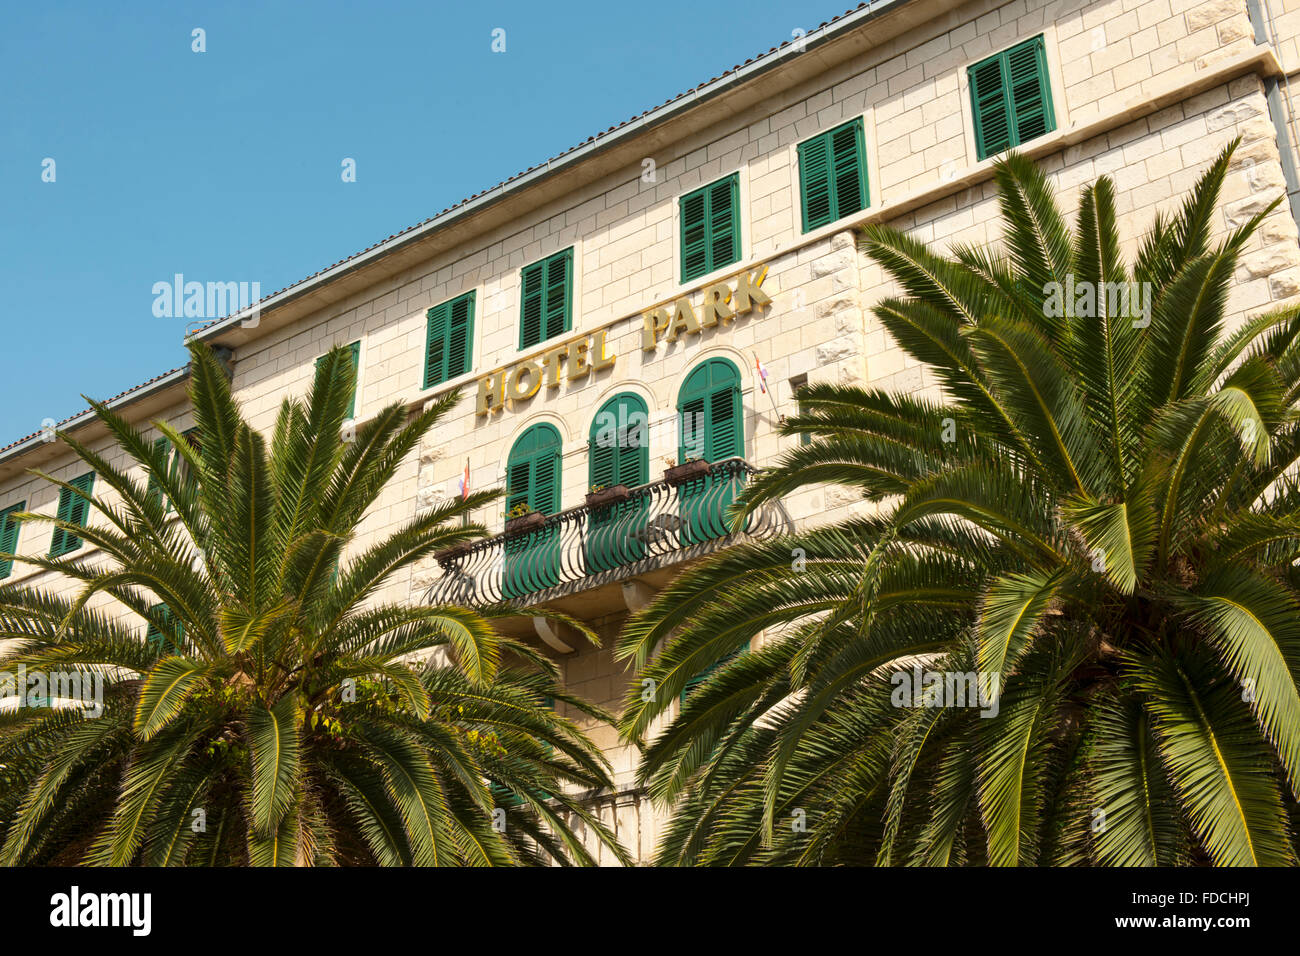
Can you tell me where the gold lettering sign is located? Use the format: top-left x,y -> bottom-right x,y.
473,266 -> 767,416
642,264 -> 769,351
476,328 -> 617,416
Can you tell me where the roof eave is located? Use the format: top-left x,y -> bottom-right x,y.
193,0 -> 918,347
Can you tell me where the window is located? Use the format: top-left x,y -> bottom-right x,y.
177,428 -> 202,486
146,436 -> 170,508
519,249 -> 573,350
0,501 -> 24,579
506,424 -> 562,520
789,374 -> 811,447
678,358 -> 743,465
677,359 -> 744,546
587,394 -> 650,573
969,35 -> 1056,161
589,393 -> 649,492
680,173 -> 741,283
504,424 -> 562,598
681,646 -> 746,704
49,472 -> 94,558
316,341 -> 361,418
425,291 -> 475,388
798,118 -> 868,233
145,603 -> 183,656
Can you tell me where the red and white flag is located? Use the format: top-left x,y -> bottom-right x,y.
459,460 -> 470,500
754,354 -> 769,394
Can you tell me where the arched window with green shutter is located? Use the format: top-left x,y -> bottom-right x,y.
678,358 -> 742,463
586,393 -> 649,572
677,358 -> 743,545
503,423 -> 562,597
588,393 -> 649,492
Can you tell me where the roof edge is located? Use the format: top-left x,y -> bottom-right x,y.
192,0 -> 916,346
0,366 -> 192,468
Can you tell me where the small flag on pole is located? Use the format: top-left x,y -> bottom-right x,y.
459,460 -> 470,500
754,354 -> 769,394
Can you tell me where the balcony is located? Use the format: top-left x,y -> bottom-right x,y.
424,458 -> 791,615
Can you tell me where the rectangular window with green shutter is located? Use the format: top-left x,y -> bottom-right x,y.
316,341 -> 362,418
681,646 -> 746,704
797,118 -> 868,233
519,249 -> 573,350
680,173 -> 741,284
424,290 -> 475,388
969,35 -> 1056,161
146,436 -> 169,509
0,501 -> 24,579
146,602 -> 183,656
49,472 -> 94,558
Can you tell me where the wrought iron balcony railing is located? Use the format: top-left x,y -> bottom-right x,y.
424,457 -> 791,607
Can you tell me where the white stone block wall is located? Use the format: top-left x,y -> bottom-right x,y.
2,0 -> 1300,862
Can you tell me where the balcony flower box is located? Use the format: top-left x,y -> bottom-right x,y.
664,459 -> 712,487
585,484 -> 631,509
504,511 -> 548,536
434,541 -> 475,567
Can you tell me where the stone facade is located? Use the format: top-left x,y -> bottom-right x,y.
2,0 -> 1299,862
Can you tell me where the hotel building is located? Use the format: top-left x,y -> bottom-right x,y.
3,0 -> 1300,863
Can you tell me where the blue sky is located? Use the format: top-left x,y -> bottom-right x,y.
0,0 -> 824,443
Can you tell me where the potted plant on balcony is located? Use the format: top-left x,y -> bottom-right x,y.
585,482 -> 632,509
504,501 -> 548,535
434,539 -> 475,567
663,455 -> 712,487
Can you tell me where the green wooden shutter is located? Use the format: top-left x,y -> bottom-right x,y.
678,395 -> 707,462
707,176 -> 739,272
146,437 -> 169,508
970,35 -> 1054,160
617,398 -> 648,487
506,424 -> 562,515
798,134 -> 832,232
831,121 -> 867,220
1007,36 -> 1054,145
678,360 -> 743,546
678,359 -> 742,463
316,343 -> 360,417
707,384 -> 741,461
425,302 -> 449,388
532,448 -> 560,514
589,431 -> 616,491
680,174 -> 740,283
681,190 -> 709,282
520,261 -> 545,350
586,394 -> 650,573
506,459 -> 533,516
0,501 -> 24,579
424,291 -> 476,388
504,424 -> 562,597
681,646 -> 745,703
50,472 -> 94,557
544,250 -> 572,342
447,292 -> 473,378
519,250 -> 572,350
970,56 -> 1010,160
176,427 -> 202,486
798,118 -> 867,233
347,341 -> 361,417
589,394 -> 649,490
146,602 -> 183,656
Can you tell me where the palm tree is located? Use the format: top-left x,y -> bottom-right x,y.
0,342 -> 629,866
616,141 -> 1300,866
